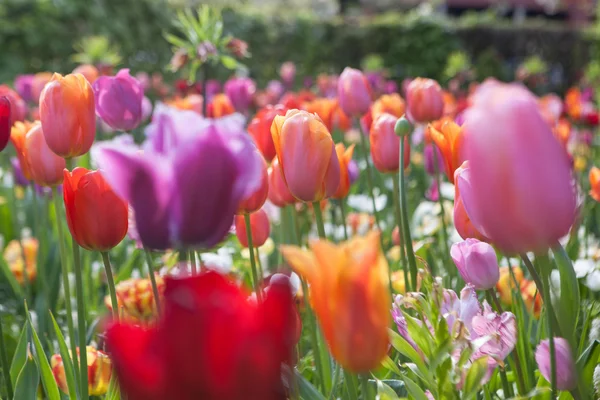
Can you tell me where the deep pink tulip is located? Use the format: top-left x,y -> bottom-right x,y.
235,209 -> 270,248
0,97 -> 10,152
224,77 -> 256,113
93,69 -> 144,131
337,68 -> 372,117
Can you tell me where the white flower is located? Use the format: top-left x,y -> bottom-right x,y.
347,193 -> 387,213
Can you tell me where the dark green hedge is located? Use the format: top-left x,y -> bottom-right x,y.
0,0 -> 595,90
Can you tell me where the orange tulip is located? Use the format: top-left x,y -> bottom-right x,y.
443,91 -> 457,118
3,238 -> 39,284
73,64 -> 100,84
281,231 -> 390,372
166,94 -> 203,114
52,346 -> 112,396
207,93 -> 235,118
428,120 -> 464,183
554,118 -> 571,148
104,275 -> 165,323
248,104 -> 288,161
496,266 -> 524,305
271,109 -> 340,202
25,124 -> 65,187
39,73 -> 96,158
521,279 -> 542,319
372,93 -> 405,121
565,87 -> 582,120
590,166 -> 600,202
63,167 -> 128,251
332,103 -> 352,132
10,120 -> 37,180
333,143 -> 355,199
303,98 -> 337,132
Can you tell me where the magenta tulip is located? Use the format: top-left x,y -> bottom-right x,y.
93,69 -> 144,131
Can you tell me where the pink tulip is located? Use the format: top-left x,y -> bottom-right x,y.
535,337 -> 577,390
235,209 -> 270,248
337,67 -> 372,117
461,82 -> 576,254
450,238 -> 499,290
406,78 -> 444,123
370,113 -> 410,174
454,162 -> 490,242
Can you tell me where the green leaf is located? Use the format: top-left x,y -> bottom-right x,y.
552,245 -> 580,348
0,253 -> 24,300
106,375 -> 121,400
462,356 -> 489,399
10,323 -> 28,386
163,33 -> 187,48
402,374 -> 429,400
295,368 -> 326,400
577,339 -> 600,391
388,328 -> 422,367
381,355 -> 402,376
377,379 -> 400,400
220,55 -> 238,70
28,319 -> 60,400
50,313 -> 77,399
13,356 -> 39,400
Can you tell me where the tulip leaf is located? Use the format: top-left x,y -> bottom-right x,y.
377,379 -> 401,400
577,339 -> 600,391
388,329 -> 434,385
106,375 -> 121,400
402,374 -> 429,400
50,312 -> 77,399
552,245 -> 580,347
381,355 -> 402,376
0,254 -> 24,300
13,356 -> 39,400
295,368 -> 326,400
28,319 -> 60,400
462,356 -> 489,399
221,55 -> 238,70
9,323 -> 29,386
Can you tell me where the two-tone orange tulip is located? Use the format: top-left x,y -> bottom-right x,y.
271,109 -> 340,202
303,98 -> 337,132
333,143 -> 355,199
281,231 -> 390,372
372,93 -> 405,121
207,93 -> 235,118
428,120 -> 464,183
590,166 -> 600,202
39,73 -> 96,158
25,124 -> 65,187
10,120 -> 37,180
63,168 -> 128,251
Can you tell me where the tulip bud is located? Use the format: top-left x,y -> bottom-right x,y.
280,62 -> 296,86
25,124 -> 66,187
372,94 -> 406,121
105,275 -> 165,323
207,93 -> 235,118
535,337 -> 577,390
0,96 -> 10,152
248,105 -> 288,161
0,85 -> 26,123
406,78 -> 445,123
370,113 -> 410,174
52,346 -> 112,396
235,209 -> 270,248
337,67 -> 372,117
348,159 -> 359,185
39,73 -> 96,158
93,69 -> 144,131
450,238 -> 499,290
224,77 -> 256,114
394,116 -> 413,137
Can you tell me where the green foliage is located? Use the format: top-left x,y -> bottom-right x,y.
72,36 -> 122,67
444,51 -> 471,81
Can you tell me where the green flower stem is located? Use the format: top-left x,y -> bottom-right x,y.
356,120 -> 382,235
360,374 -> 371,399
255,247 -> 265,281
338,200 -> 348,241
190,250 -> 198,275
71,237 -> 88,399
101,252 -> 119,320
143,249 -> 162,315
244,213 -> 262,303
431,148 -> 451,273
52,191 -> 80,391
343,369 -> 359,400
0,313 -> 13,399
393,175 -> 410,292
313,202 -> 327,239
399,138 -> 418,290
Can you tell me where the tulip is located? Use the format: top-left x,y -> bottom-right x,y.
14,74 -> 35,103
104,275 -> 165,323
372,93 -> 406,121
333,143 -> 355,199
268,157 -> 296,207
303,98 -> 337,132
106,272 -> 299,400
31,72 -> 53,102
73,64 -> 100,84
348,159 -> 359,185
423,144 -> 444,176
167,94 -> 203,114
331,103 -> 352,132
535,338 -> 577,390
337,67 -> 372,117
0,97 -> 10,152
39,73 -> 96,158
63,167 -> 128,251
428,120 -> 464,183
11,158 -> 29,187
10,121 -> 37,180
235,209 -> 270,248
369,113 -> 410,174
25,124 -> 66,187
0,85 -> 27,123
224,77 -> 256,113
3,238 -> 39,284
406,78 -> 444,123
280,61 -> 296,86
454,162 -> 489,241
450,238 -> 499,290
461,82 -> 576,254
590,166 -> 600,202
238,155 -> 269,214
207,93 -> 236,118
520,279 -> 542,318
141,96 -> 153,121
496,266 -> 524,305
271,109 -> 340,202
281,231 -> 390,372
248,105 -> 288,161
52,346 -> 112,396
94,105 -> 262,250
93,69 -> 144,131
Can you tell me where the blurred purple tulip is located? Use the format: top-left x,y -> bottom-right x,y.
348,159 -> 359,185
93,69 -> 144,131
93,104 -> 263,250
224,77 -> 256,113
280,62 -> 296,87
424,144 -> 444,176
205,79 -> 221,103
141,96 -> 153,122
266,80 -> 284,102
14,75 -> 35,103
303,77 -> 313,89
11,157 -> 29,186
425,180 -> 439,202
385,80 -> 398,94
366,72 -> 385,95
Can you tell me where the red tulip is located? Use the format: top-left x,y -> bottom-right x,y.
0,97 -> 10,152
248,105 -> 288,161
106,272 -> 299,400
235,209 -> 271,248
238,154 -> 269,214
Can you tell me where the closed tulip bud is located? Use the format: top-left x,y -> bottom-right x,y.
268,157 -> 296,207
372,93 -> 406,120
394,116 -> 413,137
271,109 -> 340,202
224,77 -> 256,113
39,73 -> 96,158
590,166 -> 600,202
52,347 -> 112,396
238,155 -> 269,214
406,78 -> 444,123
105,275 -> 165,323
73,64 -> 99,84
93,69 -> 144,131
454,162 -> 489,241
63,168 -> 128,251
462,82 -> 576,254
428,120 -> 464,183
0,96 -> 10,152
535,338 -> 577,390
370,113 -> 410,174
248,105 -> 288,161
333,143 -> 355,199
235,209 -> 270,248
25,124 -> 65,187
207,93 -> 236,118
4,238 -> 39,284
281,231 -> 390,372
450,238 -> 499,290
337,67 -> 372,117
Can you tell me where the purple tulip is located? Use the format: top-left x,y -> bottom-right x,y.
224,77 -> 256,113
535,337 -> 577,390
205,80 -> 221,103
280,62 -> 296,87
348,160 -> 359,185
450,238 -> 500,290
93,104 -> 262,250
141,96 -> 153,122
424,144 -> 444,176
471,302 -> 516,361
93,69 -> 144,131
14,75 -> 35,103
385,80 -> 398,94
425,180 -> 439,202
441,286 -> 482,334
11,157 -> 29,186
266,80 -> 284,101
366,72 -> 385,95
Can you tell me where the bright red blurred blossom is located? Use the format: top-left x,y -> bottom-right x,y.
248,105 -> 288,161
268,157 -> 296,207
369,113 -> 410,174
238,155 -> 269,214
25,124 -> 65,187
0,97 -> 10,152
406,78 -> 444,124
235,209 -> 271,248
106,271 -> 300,400
63,167 -> 128,252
